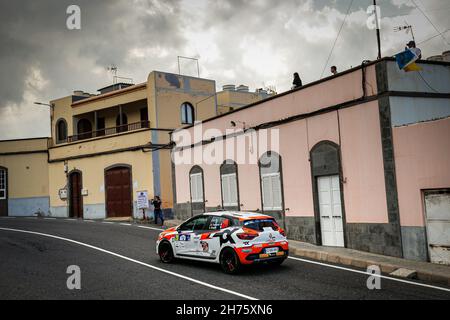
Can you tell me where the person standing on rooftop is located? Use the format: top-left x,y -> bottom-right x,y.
331,66 -> 338,75
406,41 -> 422,60
292,72 -> 302,89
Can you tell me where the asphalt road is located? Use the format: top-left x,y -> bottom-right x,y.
0,217 -> 449,300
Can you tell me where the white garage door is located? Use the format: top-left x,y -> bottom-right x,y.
318,175 -> 344,247
424,191 -> 450,265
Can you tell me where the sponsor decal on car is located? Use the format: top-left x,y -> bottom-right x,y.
201,241 -> 209,252
175,234 -> 191,242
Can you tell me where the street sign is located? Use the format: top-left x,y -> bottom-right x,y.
137,191 -> 149,210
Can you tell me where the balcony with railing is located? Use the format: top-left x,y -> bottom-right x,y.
68,120 -> 150,142
50,120 -> 150,147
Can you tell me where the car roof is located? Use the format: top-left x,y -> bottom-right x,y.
203,211 -> 274,221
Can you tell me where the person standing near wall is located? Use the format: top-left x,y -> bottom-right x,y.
152,196 -> 164,226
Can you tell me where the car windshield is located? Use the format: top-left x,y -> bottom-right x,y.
242,219 -> 279,231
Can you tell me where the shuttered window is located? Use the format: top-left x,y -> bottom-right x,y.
190,173 -> 204,203
261,172 -> 282,211
221,173 -> 238,207
0,169 -> 6,200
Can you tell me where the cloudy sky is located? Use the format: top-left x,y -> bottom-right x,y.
0,0 -> 448,140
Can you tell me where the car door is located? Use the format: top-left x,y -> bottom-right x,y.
173,217 -> 197,256
199,216 -> 233,259
174,215 -> 210,258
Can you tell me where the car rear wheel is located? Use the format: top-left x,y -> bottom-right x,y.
158,241 -> 175,263
220,248 -> 241,274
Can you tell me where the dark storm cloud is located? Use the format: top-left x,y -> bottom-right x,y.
0,0 -> 447,140
0,0 -> 184,107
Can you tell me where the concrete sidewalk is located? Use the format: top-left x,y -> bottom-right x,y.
163,219 -> 450,286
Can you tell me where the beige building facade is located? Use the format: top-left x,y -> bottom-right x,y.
0,71 -> 269,220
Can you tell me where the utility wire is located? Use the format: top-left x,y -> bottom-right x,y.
417,71 -> 440,94
417,28 -> 450,45
320,0 -> 354,79
410,0 -> 450,46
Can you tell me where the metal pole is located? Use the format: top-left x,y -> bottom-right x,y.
410,26 -> 416,43
374,0 -> 382,59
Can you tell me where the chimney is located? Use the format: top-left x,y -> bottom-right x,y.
236,85 -> 249,92
222,84 -> 236,91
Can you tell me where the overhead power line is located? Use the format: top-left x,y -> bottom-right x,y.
410,0 -> 450,46
320,0 -> 354,79
417,28 -> 450,45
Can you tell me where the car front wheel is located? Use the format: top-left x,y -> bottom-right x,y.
220,248 -> 241,274
158,241 -> 175,263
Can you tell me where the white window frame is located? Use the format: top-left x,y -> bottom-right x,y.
261,172 -> 282,211
0,169 -> 6,200
221,173 -> 238,207
190,172 -> 204,203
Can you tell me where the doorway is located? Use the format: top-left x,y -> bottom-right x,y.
424,190 -> 450,265
310,141 -> 347,247
105,166 -> 132,218
69,171 -> 83,219
317,175 -> 345,247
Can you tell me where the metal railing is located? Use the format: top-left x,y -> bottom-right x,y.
54,120 -> 150,145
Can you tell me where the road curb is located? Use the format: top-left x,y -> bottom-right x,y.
163,219 -> 450,287
288,247 -> 450,287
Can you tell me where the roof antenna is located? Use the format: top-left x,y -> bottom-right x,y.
107,64 -> 118,84
394,22 -> 416,43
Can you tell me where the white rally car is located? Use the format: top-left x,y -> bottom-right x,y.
156,212 -> 289,274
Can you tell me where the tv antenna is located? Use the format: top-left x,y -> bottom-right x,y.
107,64 -> 118,83
394,22 -> 416,43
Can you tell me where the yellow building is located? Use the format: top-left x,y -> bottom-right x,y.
0,71 -> 271,219
47,71 -> 218,219
0,138 -> 49,216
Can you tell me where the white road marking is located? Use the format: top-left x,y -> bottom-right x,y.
65,220 -> 450,292
119,223 -> 132,226
288,256 -> 450,293
6,218 -> 447,293
138,226 -> 165,232
102,222 -> 114,224
84,220 -> 95,223
0,227 -> 256,300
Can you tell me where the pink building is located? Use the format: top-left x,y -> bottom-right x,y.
171,58 -> 450,263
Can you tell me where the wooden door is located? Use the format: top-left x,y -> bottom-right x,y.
69,171 -> 83,219
105,167 -> 132,218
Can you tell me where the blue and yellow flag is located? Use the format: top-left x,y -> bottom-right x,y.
395,49 -> 422,72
